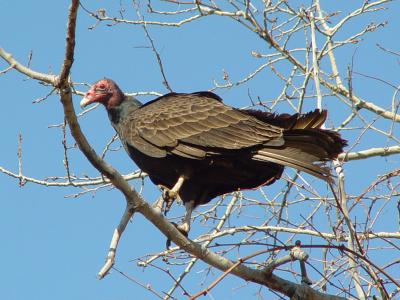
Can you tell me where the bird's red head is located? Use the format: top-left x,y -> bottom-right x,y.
80,79 -> 124,110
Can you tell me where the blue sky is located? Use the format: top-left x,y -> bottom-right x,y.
1,1 -> 399,299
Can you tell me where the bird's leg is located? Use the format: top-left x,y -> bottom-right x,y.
156,176 -> 185,215
166,175 -> 185,199
166,200 -> 195,249
163,176 -> 185,215
177,200 -> 195,236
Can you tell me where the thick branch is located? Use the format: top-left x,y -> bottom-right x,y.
57,1 -> 139,203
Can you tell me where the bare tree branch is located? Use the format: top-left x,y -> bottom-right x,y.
0,47 -> 56,84
339,145 -> 400,161
98,205 -> 135,279
2,1 -> 399,298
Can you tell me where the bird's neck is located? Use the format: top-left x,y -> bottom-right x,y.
108,95 -> 142,125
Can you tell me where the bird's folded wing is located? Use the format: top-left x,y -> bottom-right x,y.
120,93 -> 284,158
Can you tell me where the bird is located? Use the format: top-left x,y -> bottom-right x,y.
81,78 -> 347,235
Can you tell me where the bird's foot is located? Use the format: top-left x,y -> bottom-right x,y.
162,188 -> 178,201
164,198 -> 175,215
159,185 -> 179,215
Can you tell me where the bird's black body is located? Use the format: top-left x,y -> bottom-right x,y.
126,142 -> 283,205
81,79 -> 347,230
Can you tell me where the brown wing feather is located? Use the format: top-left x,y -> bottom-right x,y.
118,93 -> 345,181
121,93 -> 284,158
243,108 -> 327,130
252,111 -> 346,181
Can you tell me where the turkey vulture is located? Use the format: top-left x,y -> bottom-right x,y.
81,79 -> 346,234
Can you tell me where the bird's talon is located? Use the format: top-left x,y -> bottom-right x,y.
161,188 -> 179,216
162,189 -> 178,201
164,198 -> 175,215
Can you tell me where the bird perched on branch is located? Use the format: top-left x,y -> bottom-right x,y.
81,79 -> 346,236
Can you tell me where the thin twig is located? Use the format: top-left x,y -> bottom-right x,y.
137,9 -> 173,92
17,133 -> 25,187
98,204 -> 136,279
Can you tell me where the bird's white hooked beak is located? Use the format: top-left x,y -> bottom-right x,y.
80,97 -> 92,108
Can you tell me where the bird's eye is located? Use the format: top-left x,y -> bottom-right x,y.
95,87 -> 107,93
95,83 -> 108,93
